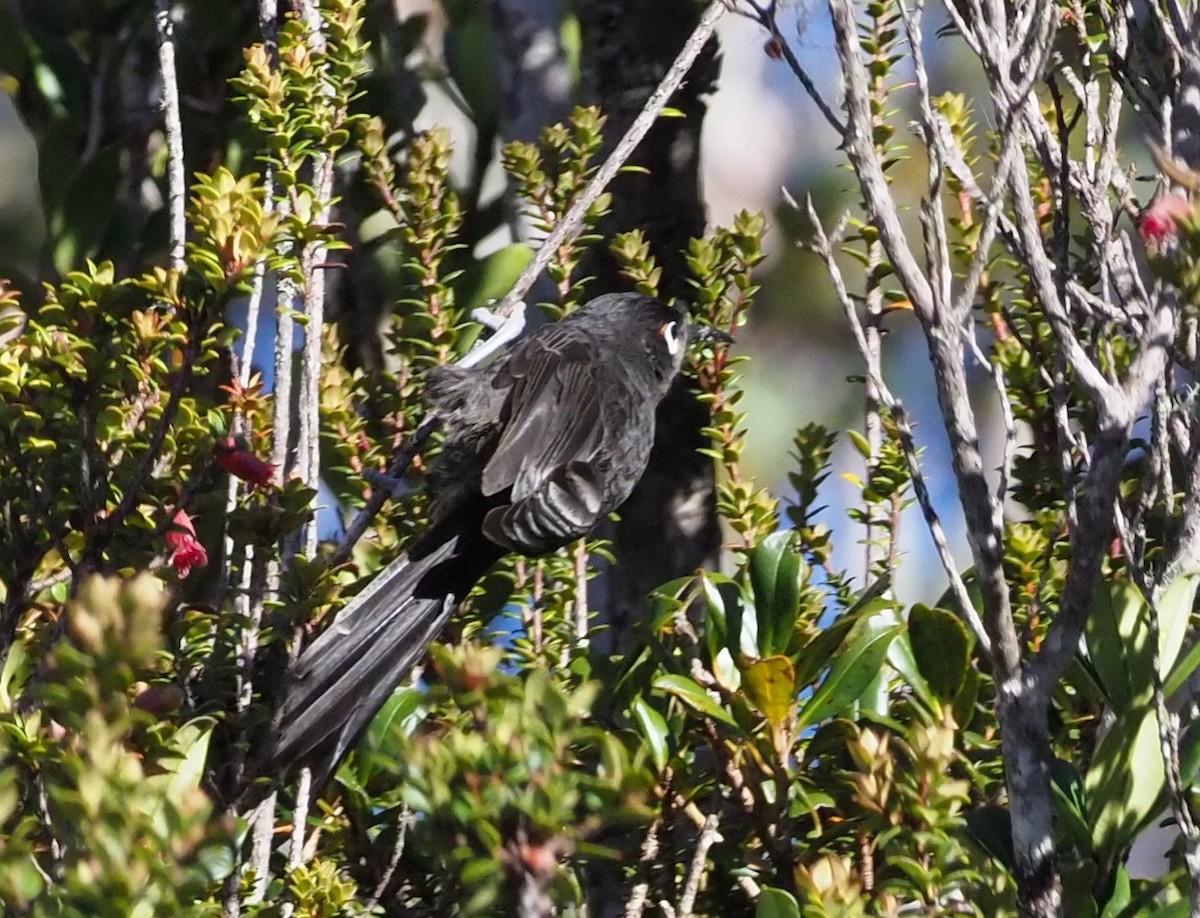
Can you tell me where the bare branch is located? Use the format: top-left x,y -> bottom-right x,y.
677,813 -> 722,917
154,0 -> 186,272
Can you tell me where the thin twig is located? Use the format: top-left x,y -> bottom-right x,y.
154,0 -> 186,271
733,0 -> 845,134
364,806 -> 412,911
676,813 -> 722,917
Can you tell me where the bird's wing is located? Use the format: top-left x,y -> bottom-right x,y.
479,325 -> 624,550
481,329 -> 608,499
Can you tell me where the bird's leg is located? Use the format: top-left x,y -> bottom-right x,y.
458,301 -> 527,369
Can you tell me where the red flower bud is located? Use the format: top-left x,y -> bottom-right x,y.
215,436 -> 276,488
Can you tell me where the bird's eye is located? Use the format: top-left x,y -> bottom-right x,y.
661,321 -> 680,355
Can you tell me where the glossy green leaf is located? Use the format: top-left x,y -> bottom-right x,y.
748,530 -> 805,657
907,604 -> 970,701
453,243 -> 533,309
1049,758 -> 1092,858
793,614 -> 855,690
796,612 -> 901,733
1085,704 -> 1165,854
1164,638 -> 1200,699
1159,574 -> 1200,696
964,804 -> 1014,872
630,695 -> 670,773
363,686 -> 424,757
653,673 -> 738,728
139,718 -> 215,836
886,628 -> 934,712
1098,864 -> 1131,918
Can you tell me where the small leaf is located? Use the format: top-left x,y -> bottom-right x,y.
630,695 -> 670,773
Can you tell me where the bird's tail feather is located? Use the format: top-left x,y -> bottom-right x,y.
265,508 -> 501,781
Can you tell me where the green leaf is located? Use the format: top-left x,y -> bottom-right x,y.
701,571 -> 755,661
453,243 -> 533,309
965,804 -> 1014,872
1084,579 -> 1176,713
741,655 -> 795,728
139,718 -> 215,836
1158,573 -> 1199,690
630,695 -> 670,773
796,611 -> 901,733
52,145 -> 121,274
1085,704 -> 1165,854
363,686 -> 424,755
748,530 -> 804,657
885,628 -> 934,712
653,673 -> 738,728
756,887 -> 801,918
0,638 -> 28,712
1049,758 -> 1092,858
907,604 -> 969,701
1098,864 -> 1130,918
1164,637 -> 1200,699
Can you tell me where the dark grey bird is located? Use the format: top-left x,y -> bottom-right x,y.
266,292 -> 718,781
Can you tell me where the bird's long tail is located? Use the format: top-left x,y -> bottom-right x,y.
265,506 -> 503,782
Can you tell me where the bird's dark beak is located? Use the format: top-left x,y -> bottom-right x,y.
688,323 -> 733,347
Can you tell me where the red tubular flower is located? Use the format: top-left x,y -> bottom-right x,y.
1140,194 -> 1193,246
214,436 -> 276,488
166,510 -> 208,579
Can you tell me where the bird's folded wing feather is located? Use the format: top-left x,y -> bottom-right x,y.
481,330 -> 608,501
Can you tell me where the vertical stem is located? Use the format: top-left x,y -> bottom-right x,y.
864,242 -> 885,575
572,540 -> 589,647
154,0 -> 186,272
296,0 -> 333,557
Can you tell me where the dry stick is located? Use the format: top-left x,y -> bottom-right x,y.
247,793 -> 276,904
625,819 -> 662,918
364,806 -> 411,911
277,5 -> 332,896
295,0 -> 332,558
154,0 -> 185,271
236,165 -> 275,395
572,540 -> 589,647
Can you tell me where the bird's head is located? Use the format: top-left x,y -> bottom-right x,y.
577,293 -> 732,381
